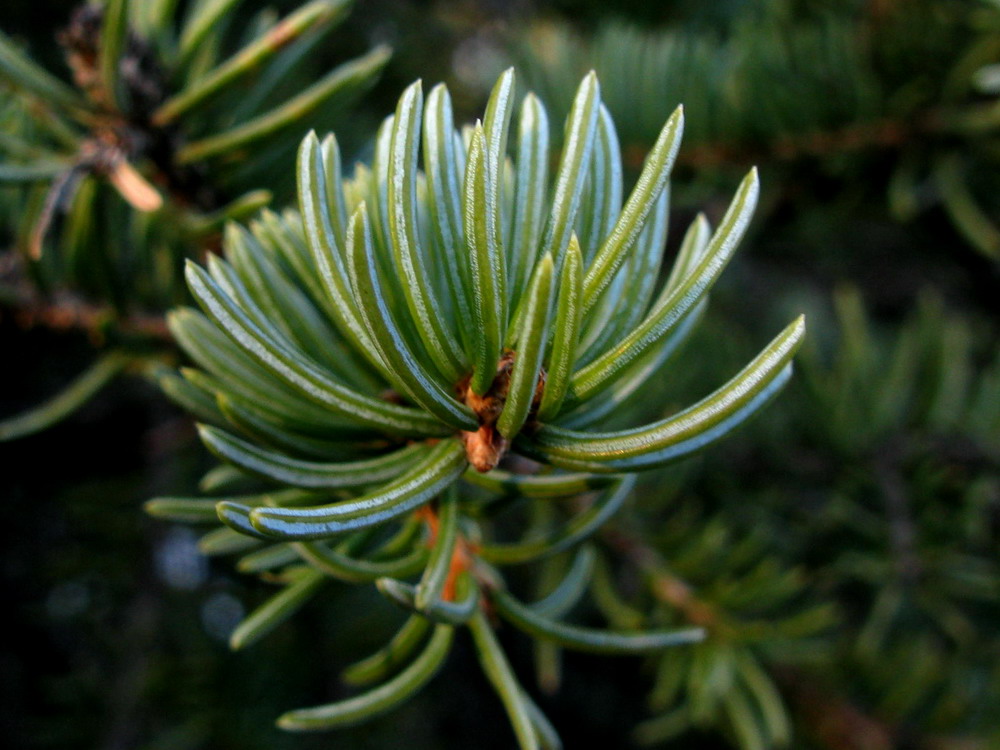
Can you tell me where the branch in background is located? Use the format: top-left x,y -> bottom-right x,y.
774,667 -> 896,750
875,446 -> 923,587
674,116 -> 918,170
776,667 -> 989,750
600,523 -> 724,632
0,258 -> 170,342
8,293 -> 171,341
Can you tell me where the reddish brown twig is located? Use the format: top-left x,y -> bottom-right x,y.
1,270 -> 171,343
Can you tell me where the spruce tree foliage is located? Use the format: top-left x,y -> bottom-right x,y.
3,4 -> 996,750
0,0 -> 388,439
145,68 -> 806,744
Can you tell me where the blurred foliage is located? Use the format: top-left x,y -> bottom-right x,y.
785,290 -> 999,745
508,0 -> 1000,263
0,0 -> 388,311
673,287 -> 1000,748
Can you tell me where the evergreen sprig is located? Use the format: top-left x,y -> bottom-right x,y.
0,0 -> 389,308
149,69 -> 805,744
0,0 -> 388,442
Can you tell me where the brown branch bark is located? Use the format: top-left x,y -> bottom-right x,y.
600,523 -> 725,632
622,110 -> 952,172
0,263 -> 171,343
774,666 -> 896,750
